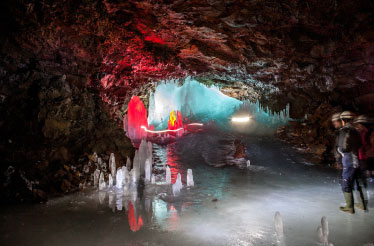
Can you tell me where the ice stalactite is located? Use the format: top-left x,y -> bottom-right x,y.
233,101 -> 290,128
187,169 -> 194,187
99,172 -> 106,190
109,153 -> 116,183
172,173 -> 183,196
165,166 -> 171,184
126,96 -> 148,141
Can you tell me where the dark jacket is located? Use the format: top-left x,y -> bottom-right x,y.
337,123 -> 361,153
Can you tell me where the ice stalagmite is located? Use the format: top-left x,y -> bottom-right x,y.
247,160 -> 251,168
116,168 -> 123,189
165,166 -> 171,184
274,211 -> 284,238
99,172 -> 106,190
93,169 -> 100,187
187,169 -> 194,187
109,153 -> 116,181
126,157 -> 132,171
108,174 -> 113,187
318,216 -> 333,246
123,168 -> 129,185
151,174 -> 156,184
172,173 -> 183,196
145,159 -> 152,183
130,167 -> 139,185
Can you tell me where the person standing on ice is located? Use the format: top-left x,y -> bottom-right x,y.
354,115 -> 374,178
337,111 -> 366,213
331,112 -> 343,168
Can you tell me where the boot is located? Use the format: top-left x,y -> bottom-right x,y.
340,192 -> 355,214
355,190 -> 367,211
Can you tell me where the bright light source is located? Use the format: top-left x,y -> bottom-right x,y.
187,123 -> 204,126
141,125 -> 184,133
231,116 -> 251,123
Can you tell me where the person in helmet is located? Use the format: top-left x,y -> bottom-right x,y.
331,112 -> 343,168
337,111 -> 365,213
354,115 -> 374,174
359,115 -> 374,178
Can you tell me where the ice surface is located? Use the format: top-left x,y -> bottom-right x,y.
187,169 -> 194,187
2,132 -> 374,246
109,153 -> 116,182
116,168 -> 123,189
165,165 -> 171,184
93,169 -> 100,187
99,172 -> 106,190
172,173 -> 183,196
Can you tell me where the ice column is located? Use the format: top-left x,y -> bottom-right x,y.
109,153 -> 116,181
247,160 -> 251,168
151,174 -> 156,184
172,173 -> 183,196
187,169 -> 194,187
165,166 -> 171,184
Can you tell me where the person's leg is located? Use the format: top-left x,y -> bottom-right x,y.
340,155 -> 355,213
354,168 -> 368,211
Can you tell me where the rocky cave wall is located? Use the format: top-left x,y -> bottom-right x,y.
0,0 -> 373,203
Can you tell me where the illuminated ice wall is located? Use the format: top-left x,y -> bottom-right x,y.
148,78 -> 242,129
147,78 -> 290,130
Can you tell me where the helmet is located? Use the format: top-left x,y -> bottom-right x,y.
340,111 -> 357,120
354,115 -> 374,124
331,112 -> 341,122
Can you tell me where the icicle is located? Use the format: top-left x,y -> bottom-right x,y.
187,169 -> 194,187
165,166 -> 171,184
172,173 -> 183,196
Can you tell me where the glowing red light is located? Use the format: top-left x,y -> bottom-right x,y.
128,201 -> 143,232
126,96 -> 148,140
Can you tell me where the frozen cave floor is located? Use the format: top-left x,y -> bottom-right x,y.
1,130 -> 374,246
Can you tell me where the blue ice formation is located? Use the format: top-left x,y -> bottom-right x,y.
147,77 -> 289,129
